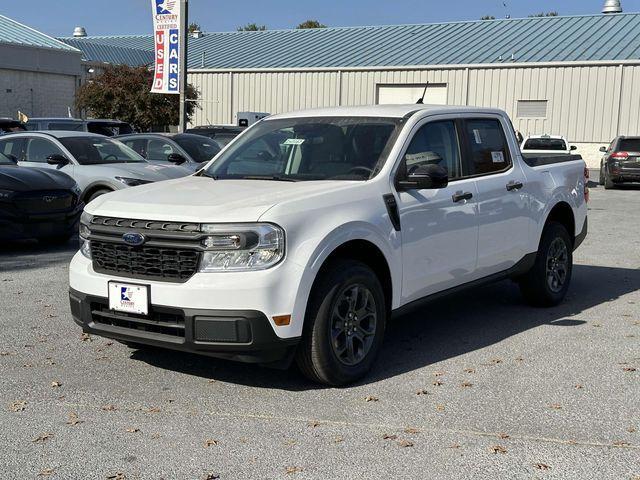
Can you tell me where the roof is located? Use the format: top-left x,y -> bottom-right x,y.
267,104 -> 505,119
60,37 -> 154,66
58,13 -> 640,70
0,14 -> 79,52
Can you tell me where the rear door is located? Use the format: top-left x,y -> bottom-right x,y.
461,117 -> 531,274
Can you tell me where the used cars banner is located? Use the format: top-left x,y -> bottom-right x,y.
151,0 -> 181,94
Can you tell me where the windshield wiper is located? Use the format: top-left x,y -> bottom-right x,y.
239,175 -> 299,182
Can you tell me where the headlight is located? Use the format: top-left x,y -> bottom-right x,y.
115,177 -> 154,187
79,212 -> 93,258
79,237 -> 92,259
0,189 -> 14,202
198,223 -> 284,272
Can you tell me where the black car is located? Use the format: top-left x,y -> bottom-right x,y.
185,125 -> 244,148
116,133 -> 222,171
599,136 -> 640,189
0,152 -> 83,242
0,118 -> 27,134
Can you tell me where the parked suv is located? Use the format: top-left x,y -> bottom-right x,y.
69,105 -> 588,385
25,118 -> 133,137
599,136 -> 640,189
0,132 -> 191,203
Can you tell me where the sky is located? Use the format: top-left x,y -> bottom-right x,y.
3,0 -> 640,37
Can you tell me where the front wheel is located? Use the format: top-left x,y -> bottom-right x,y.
86,188 -> 112,203
296,260 -> 386,386
518,222 -> 573,307
604,171 -> 615,189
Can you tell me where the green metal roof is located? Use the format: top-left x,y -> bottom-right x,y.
60,13 -> 640,70
61,38 -> 153,66
0,14 -> 79,52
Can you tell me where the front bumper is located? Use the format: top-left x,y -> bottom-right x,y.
0,205 -> 82,241
69,288 -> 299,365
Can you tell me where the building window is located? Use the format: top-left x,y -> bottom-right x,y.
517,100 -> 548,118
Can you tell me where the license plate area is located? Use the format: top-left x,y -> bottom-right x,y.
108,282 -> 150,316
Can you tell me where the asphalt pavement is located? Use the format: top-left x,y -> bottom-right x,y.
1,178 -> 638,480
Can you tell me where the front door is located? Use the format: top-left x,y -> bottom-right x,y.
395,118 -> 479,304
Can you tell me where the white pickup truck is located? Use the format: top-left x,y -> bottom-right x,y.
520,134 -> 577,156
69,105 -> 588,385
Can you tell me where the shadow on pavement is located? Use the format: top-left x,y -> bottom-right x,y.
131,263 -> 640,390
0,236 -> 79,273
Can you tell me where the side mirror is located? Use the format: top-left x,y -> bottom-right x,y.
570,145 -> 577,151
167,153 -> 187,165
46,154 -> 69,166
599,146 -> 607,153
397,164 -> 448,191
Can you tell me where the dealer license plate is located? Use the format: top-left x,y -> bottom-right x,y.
108,282 -> 149,315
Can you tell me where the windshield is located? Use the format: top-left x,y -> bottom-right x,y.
58,136 -> 146,165
204,117 -> 401,181
0,151 -> 15,165
619,139 -> 640,152
174,135 -> 221,163
523,138 -> 567,151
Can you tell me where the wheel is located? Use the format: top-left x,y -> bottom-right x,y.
598,165 -> 605,186
604,171 -> 615,190
296,260 -> 386,386
518,222 -> 573,307
86,189 -> 111,203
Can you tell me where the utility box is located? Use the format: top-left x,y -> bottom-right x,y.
237,112 -> 270,128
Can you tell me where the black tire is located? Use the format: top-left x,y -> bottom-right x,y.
296,260 -> 386,386
598,165 -> 605,186
86,189 -> 111,203
518,222 -> 573,307
604,171 -> 615,190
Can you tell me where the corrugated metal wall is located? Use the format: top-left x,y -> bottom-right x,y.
189,63 -> 638,143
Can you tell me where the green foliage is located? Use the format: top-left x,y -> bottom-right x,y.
528,11 -> 559,17
481,15 -> 496,20
188,22 -> 201,34
237,23 -> 267,31
296,19 -> 327,29
75,65 -> 198,131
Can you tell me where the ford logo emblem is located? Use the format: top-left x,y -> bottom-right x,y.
122,232 -> 146,246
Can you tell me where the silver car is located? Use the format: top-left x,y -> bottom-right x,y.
0,131 -> 192,203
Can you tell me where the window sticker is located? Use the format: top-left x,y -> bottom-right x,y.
283,138 -> 305,146
491,151 -> 505,163
473,129 -> 482,144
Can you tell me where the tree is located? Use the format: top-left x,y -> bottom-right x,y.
188,22 -> 201,34
296,19 -> 327,29
481,15 -> 496,20
237,23 -> 267,31
528,11 -> 559,17
75,65 -> 198,131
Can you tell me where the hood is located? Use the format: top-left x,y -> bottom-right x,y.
86,176 -> 359,222
87,162 -> 192,180
0,165 -> 75,191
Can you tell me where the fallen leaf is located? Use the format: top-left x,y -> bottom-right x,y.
612,440 -> 631,447
574,384 -> 584,389
334,435 -> 344,443
204,439 -> 218,447
491,445 -> 507,454
432,379 -> 443,386
515,357 -> 524,362
9,400 -> 26,412
382,434 -> 397,440
32,432 -> 54,443
490,358 -> 503,365
461,381 -> 473,388
23,363 -> 33,368
46,359 -> 56,366
307,420 -> 320,428
623,367 -> 637,372
533,463 -> 551,471
125,428 -> 140,433
106,473 -> 125,480
549,403 -> 562,410
151,433 -> 161,439
203,475 -> 220,480
497,432 -> 510,439
101,404 -> 117,411
627,426 -> 636,433
398,439 -> 414,448
448,443 -> 462,449
285,466 -> 303,474
364,396 -> 379,402
0,351 -> 14,356
592,323 -> 602,328
207,379 -> 217,384
416,389 -> 430,395
38,468 -> 55,477
433,371 -> 445,377
144,406 -> 161,413
67,412 -> 83,426
80,333 -> 92,342
404,427 -> 420,434
105,341 -> 114,346
436,404 -> 445,411
464,368 -> 475,374
51,381 -> 62,388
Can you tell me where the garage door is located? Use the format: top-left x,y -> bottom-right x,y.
377,84 -> 448,105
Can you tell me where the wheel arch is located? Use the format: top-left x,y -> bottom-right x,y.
81,182 -> 114,203
544,201 -> 576,246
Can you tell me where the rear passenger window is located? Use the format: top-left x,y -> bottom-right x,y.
0,138 -> 25,161
404,120 -> 462,179
462,119 -> 511,176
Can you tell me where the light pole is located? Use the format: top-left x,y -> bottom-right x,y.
178,0 -> 189,132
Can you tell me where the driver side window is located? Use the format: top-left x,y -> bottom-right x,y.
403,120 -> 462,180
24,138 -> 65,163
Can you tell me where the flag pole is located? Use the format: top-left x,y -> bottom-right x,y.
178,0 -> 189,132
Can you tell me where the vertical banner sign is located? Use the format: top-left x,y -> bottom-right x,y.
151,0 -> 181,94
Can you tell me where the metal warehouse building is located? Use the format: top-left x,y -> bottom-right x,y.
64,12 -> 640,165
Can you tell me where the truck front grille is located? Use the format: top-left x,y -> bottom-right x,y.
91,241 -> 201,282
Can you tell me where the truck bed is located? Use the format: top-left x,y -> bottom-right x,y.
521,153 -> 583,167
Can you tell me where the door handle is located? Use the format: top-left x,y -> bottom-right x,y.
452,191 -> 473,203
506,181 -> 524,191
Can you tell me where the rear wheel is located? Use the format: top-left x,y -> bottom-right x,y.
598,165 -> 605,186
296,260 -> 386,386
519,222 -> 573,307
604,171 -> 615,190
